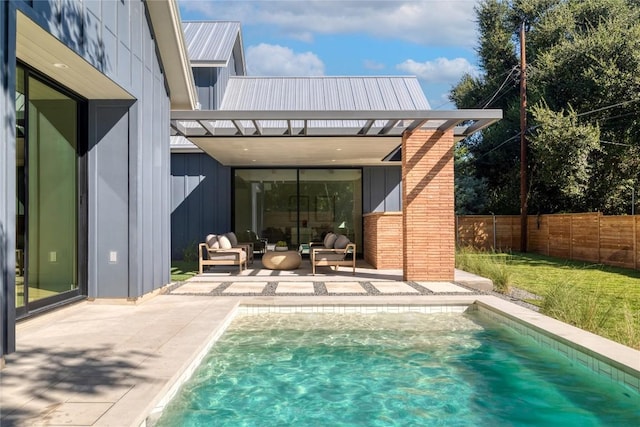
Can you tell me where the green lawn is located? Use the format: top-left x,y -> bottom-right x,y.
171,260 -> 198,282
457,250 -> 640,349
507,252 -> 640,303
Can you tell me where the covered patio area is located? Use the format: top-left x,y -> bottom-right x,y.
171,106 -> 502,282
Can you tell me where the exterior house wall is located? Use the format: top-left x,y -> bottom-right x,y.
16,0 -> 172,298
2,0 -> 172,356
170,153 -> 231,260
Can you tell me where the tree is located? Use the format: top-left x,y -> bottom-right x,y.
529,104 -> 600,212
452,0 -> 640,214
455,142 -> 489,214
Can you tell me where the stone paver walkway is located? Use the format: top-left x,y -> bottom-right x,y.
170,279 -> 477,296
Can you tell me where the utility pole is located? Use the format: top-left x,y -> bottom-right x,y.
519,21 -> 528,252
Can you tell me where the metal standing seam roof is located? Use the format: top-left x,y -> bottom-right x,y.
171,75 -> 501,139
220,76 -> 431,111
182,21 -> 241,66
208,76 -> 432,132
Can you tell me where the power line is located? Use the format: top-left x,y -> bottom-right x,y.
576,98 -> 640,119
482,66 -> 518,108
474,132 -> 522,160
447,66 -> 519,110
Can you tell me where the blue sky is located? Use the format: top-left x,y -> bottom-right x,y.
178,0 -> 482,109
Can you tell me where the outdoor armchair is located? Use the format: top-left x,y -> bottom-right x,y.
310,232 -> 356,275
222,232 -> 254,265
199,234 -> 248,273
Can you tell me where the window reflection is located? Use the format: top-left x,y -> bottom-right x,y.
15,64 -> 79,311
234,169 -> 362,251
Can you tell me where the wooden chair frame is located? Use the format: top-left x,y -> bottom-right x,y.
310,243 -> 356,275
198,243 -> 247,273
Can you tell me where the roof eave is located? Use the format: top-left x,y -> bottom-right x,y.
146,0 -> 199,110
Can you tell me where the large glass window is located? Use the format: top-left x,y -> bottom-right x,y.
15,64 -> 81,313
234,169 -> 362,251
299,169 -> 362,248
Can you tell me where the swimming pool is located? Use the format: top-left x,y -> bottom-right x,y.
150,309 -> 640,426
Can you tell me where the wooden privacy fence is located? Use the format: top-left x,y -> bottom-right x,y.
456,212 -> 640,270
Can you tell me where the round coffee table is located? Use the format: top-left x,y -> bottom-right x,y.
262,250 -> 302,270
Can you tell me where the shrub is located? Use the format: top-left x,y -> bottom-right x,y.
182,240 -> 198,263
614,303 -> 640,350
540,284 -> 612,334
455,246 -> 511,294
541,284 -> 640,348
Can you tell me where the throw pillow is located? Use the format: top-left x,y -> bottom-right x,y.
334,234 -> 350,249
206,234 -> 219,249
218,234 -> 232,249
225,232 -> 238,246
324,232 -> 338,248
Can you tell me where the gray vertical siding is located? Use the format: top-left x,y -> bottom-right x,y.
363,166 -> 402,213
1,1 -> 17,356
14,0 -> 172,299
171,153 -> 231,260
192,47 -> 239,110
88,101 -> 132,298
193,66 -> 232,110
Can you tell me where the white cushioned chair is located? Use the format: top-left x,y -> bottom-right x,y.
310,232 -> 356,275
199,234 -> 247,273
224,232 -> 254,265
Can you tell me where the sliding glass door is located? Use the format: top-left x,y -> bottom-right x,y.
298,169 -> 362,247
15,64 -> 84,315
234,169 -> 362,251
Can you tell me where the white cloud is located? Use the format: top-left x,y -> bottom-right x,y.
179,0 -> 480,47
396,57 -> 478,83
246,43 -> 325,76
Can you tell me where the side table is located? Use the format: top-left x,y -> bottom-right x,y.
262,250 -> 302,270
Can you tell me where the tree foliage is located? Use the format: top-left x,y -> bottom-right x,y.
452,0 -> 640,214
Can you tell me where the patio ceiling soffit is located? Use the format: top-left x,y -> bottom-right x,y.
170,109 -> 503,138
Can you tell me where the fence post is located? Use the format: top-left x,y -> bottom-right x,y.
492,213 -> 496,250
634,215 -> 637,270
597,212 -> 601,264
569,214 -> 573,261
455,215 -> 459,247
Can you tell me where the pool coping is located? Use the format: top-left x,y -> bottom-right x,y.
143,295 -> 640,426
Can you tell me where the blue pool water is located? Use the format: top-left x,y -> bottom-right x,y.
153,312 -> 640,426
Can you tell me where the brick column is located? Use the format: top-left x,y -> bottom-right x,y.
402,129 -> 455,281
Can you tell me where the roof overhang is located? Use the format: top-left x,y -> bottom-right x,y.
189,35 -> 246,73
170,109 -> 502,166
171,109 -> 502,138
16,12 -> 133,100
146,0 -> 198,110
